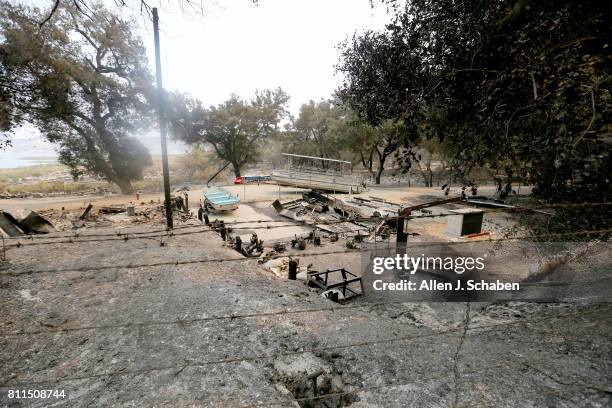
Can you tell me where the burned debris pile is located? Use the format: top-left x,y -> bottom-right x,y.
0,195 -> 196,237
0,210 -> 55,236
305,268 -> 364,303
199,189 -> 396,303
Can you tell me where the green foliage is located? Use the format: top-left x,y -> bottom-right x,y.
338,0 -> 611,206
282,101 -> 415,184
332,113 -> 415,184
290,100 -> 343,158
328,109 -> 377,168
0,1 -> 156,193
173,88 -> 289,177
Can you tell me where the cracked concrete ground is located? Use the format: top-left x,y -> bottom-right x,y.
1,225 -> 611,407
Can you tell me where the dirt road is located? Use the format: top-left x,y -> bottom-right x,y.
0,183 -> 518,212
0,184 -> 303,212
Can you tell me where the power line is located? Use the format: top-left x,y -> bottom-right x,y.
2,305 -> 608,388
2,228 -> 610,277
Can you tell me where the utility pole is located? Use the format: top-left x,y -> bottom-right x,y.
152,8 -> 173,229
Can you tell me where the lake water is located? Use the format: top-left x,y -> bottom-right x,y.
0,157 -> 58,169
1,131 -> 186,169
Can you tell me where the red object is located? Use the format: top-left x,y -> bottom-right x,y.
466,231 -> 490,238
234,176 -> 244,184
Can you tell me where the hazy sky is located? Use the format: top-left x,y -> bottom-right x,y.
149,0 -> 388,114
1,0 -> 389,166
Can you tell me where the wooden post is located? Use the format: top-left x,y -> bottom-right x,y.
288,259 -> 297,280
152,8 -> 173,229
396,211 -> 408,254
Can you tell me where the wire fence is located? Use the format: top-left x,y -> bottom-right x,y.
1,200 -> 610,404
259,339 -> 611,407
3,201 -> 611,245
2,304 -> 609,389
2,268 -> 611,338
1,228 -> 610,277
3,207 -> 611,253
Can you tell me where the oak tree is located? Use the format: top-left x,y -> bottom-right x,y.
0,2 -> 156,193
338,0 -> 611,203
174,88 -> 289,177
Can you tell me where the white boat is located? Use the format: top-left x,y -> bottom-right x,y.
202,187 -> 240,211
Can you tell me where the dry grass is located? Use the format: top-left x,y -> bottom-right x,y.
0,151 -> 229,195
0,163 -> 67,183
4,181 -> 95,194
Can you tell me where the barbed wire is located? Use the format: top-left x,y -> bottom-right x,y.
2,304 -> 609,388
0,220 -> 581,249
2,271 -> 610,338
1,228 -> 610,277
3,201 -> 610,244
257,335 -> 612,408
141,347 -> 609,407
0,300 -> 409,337
125,349 -> 611,407
2,199 -> 608,400
3,202 -> 611,250
3,229 -> 211,249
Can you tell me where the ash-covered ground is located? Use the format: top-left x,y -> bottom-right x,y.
1,225 -> 611,407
